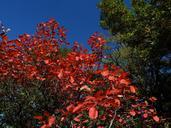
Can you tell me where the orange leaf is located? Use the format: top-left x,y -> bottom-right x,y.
89,107 -> 98,120
130,86 -> 136,93
70,76 -> 75,83
120,79 -> 130,86
153,115 -> 160,122
108,75 -> 115,81
101,70 -> 109,77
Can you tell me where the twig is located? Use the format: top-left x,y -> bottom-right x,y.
109,109 -> 117,128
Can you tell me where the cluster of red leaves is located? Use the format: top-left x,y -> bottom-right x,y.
0,19 -> 160,127
61,67 -> 160,127
0,19 -> 68,81
34,111 -> 56,128
88,32 -> 106,52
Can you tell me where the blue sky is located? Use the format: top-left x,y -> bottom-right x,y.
0,0 -> 104,48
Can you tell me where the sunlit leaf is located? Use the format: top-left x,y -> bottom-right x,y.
72,104 -> 84,113
89,106 -> 98,120
130,86 -> 136,93
101,70 -> 109,77
48,115 -> 55,126
70,76 -> 75,83
153,115 -> 160,122
129,110 -> 136,116
120,79 -> 130,86
108,75 -> 115,81
143,113 -> 148,118
149,97 -> 157,102
80,85 -> 91,92
58,69 -> 63,79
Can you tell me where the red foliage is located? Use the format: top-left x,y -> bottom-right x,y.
34,112 -> 55,128
89,106 -> 98,120
0,19 -> 161,127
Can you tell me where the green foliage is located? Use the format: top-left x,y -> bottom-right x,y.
99,0 -> 171,51
59,47 -> 72,58
0,79 -> 61,127
98,0 -> 171,114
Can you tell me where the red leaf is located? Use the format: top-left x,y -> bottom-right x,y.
70,76 -> 75,83
73,116 -> 80,122
82,119 -> 89,123
58,69 -> 63,79
143,113 -> 148,118
66,104 -> 75,112
153,115 -> 160,122
36,76 -> 46,81
15,39 -> 22,47
149,97 -> 157,102
34,115 -> 43,120
120,79 -> 130,86
130,86 -> 136,93
101,70 -> 109,77
85,96 -> 96,101
72,103 -> 84,113
149,109 -> 155,113
80,85 -> 91,91
108,75 -> 115,81
41,124 -> 47,128
129,110 -> 136,116
98,126 -> 105,128
44,111 -> 50,117
114,99 -> 121,107
89,107 -> 98,120
1,34 -> 8,41
73,114 -> 83,122
48,115 -> 55,127
44,59 -> 50,64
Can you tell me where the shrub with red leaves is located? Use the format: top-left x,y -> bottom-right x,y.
0,19 -> 163,127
